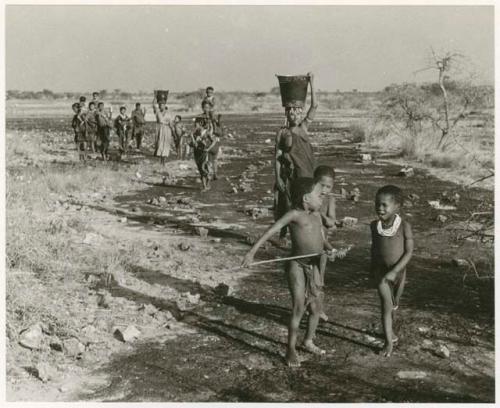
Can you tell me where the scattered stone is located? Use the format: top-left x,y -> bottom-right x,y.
231,186 -> 238,194
360,153 -> 372,162
264,139 -> 272,144
80,325 -> 100,345
436,214 -> 448,224
349,188 -> 361,202
34,362 -> 58,383
49,336 -> 63,352
178,242 -> 191,251
83,232 -> 104,245
340,216 -> 358,228
407,193 -> 420,201
63,337 -> 85,358
418,326 -> 431,334
396,371 -> 428,380
97,291 -> 112,308
135,171 -> 142,179
452,258 -> 469,267
266,189 -> 272,195
185,292 -> 201,305
196,227 -> 209,238
159,196 -> 167,203
211,238 -> 222,243
421,339 -> 434,349
246,207 -> 270,219
139,303 -> 159,317
214,283 -> 232,297
179,164 -> 189,170
177,197 -> 191,205
114,325 -> 141,342
428,200 -> 456,211
398,167 -> 415,177
435,344 -> 450,359
19,324 -> 44,350
119,217 -> 127,223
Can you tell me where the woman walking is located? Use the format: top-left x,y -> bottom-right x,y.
152,95 -> 173,165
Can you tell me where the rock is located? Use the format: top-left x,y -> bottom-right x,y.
80,325 -> 100,345
360,153 -> 372,162
349,188 -> 361,202
436,214 -> 447,223
435,344 -> 450,358
139,303 -> 158,316
159,196 -> 167,203
185,292 -> 201,305
34,362 -> 58,383
396,371 -> 428,380
97,291 -> 112,308
214,283 -> 232,297
398,167 -> 415,177
452,258 -> 469,267
177,197 -> 191,205
428,200 -> 456,211
421,339 -> 434,349
114,325 -> 141,342
418,326 -> 431,334
49,336 -> 63,352
63,338 -> 85,358
211,238 -> 222,243
19,324 -> 44,350
119,217 -> 127,223
196,227 -> 209,238
83,232 -> 104,245
135,171 -> 142,179
340,216 -> 358,228
179,164 -> 189,170
178,242 -> 191,251
407,193 -> 420,201
231,186 -> 238,194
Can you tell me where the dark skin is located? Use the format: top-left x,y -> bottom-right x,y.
371,193 -> 414,357
243,184 -> 337,367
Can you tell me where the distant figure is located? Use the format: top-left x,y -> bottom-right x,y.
130,103 -> 146,149
114,106 -> 130,153
201,86 -> 215,117
71,102 -> 87,161
242,178 -> 337,367
86,102 -> 98,153
274,72 -> 318,244
189,117 -> 212,191
96,102 -> 112,161
370,185 -> 414,357
91,92 -> 100,107
201,101 -> 221,180
172,115 -> 187,159
152,95 -> 173,165
79,96 -> 87,113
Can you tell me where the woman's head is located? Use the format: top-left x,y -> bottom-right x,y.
285,106 -> 303,126
313,165 -> 335,196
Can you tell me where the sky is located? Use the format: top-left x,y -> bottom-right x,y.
5,5 -> 495,92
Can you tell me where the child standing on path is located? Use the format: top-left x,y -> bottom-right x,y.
115,106 -> 130,153
243,178 -> 336,367
172,115 -> 187,159
190,117 -> 212,191
86,102 -> 98,153
130,103 -> 146,149
72,103 -> 87,161
96,102 -> 112,161
370,185 -> 414,357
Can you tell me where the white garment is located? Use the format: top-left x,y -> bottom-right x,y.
377,214 -> 402,237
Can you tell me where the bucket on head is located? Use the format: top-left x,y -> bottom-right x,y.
154,90 -> 169,104
276,75 -> 309,108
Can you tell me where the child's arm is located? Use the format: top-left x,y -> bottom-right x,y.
242,211 -> 298,267
274,130 -> 287,193
321,196 -> 337,228
384,221 -> 414,282
303,72 -> 318,127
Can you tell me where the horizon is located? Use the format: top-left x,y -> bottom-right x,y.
6,5 -> 494,93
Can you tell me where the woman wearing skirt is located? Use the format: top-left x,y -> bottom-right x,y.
153,96 -> 173,165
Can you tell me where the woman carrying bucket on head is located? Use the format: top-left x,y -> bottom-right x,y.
153,90 -> 174,165
274,72 -> 318,244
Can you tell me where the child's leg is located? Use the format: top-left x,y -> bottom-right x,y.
286,261 -> 306,367
303,297 -> 326,355
377,278 -> 394,356
393,269 -> 406,310
318,255 -> 328,321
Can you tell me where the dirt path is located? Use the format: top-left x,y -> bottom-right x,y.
7,113 -> 494,402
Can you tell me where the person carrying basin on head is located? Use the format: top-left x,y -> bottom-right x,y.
274,72 -> 318,245
153,90 -> 173,165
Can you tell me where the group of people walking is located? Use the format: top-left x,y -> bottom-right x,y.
70,87 -> 222,191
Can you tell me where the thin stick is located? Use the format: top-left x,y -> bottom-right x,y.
249,252 -> 323,267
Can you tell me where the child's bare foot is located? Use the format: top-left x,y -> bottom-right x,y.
303,340 -> 326,355
381,342 -> 393,357
392,335 -> 399,344
285,349 -> 301,367
319,311 -> 329,322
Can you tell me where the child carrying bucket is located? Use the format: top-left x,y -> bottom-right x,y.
274,72 -> 318,244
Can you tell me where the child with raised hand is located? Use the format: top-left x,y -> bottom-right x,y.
242,177 -> 336,367
190,117 -> 212,191
370,185 -> 414,357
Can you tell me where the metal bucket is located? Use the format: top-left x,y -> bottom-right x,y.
276,75 -> 309,108
154,90 -> 169,104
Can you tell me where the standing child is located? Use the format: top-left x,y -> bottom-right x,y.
313,165 -> 337,321
243,178 -> 337,367
202,101 -> 221,180
189,117 -> 212,191
201,86 -> 216,119
115,106 -> 130,153
96,102 -> 112,161
371,185 -> 414,357
130,103 -> 146,149
172,115 -> 187,159
86,102 -> 98,153
71,103 -> 87,161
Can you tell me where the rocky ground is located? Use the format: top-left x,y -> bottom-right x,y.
6,113 -> 494,402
